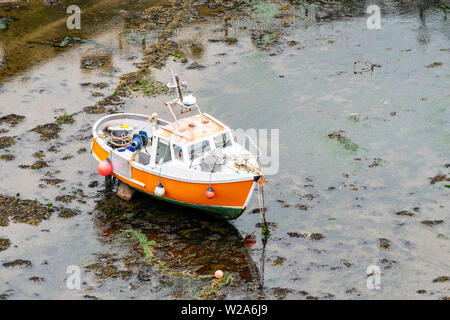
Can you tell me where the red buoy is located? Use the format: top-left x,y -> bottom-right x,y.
244,235 -> 256,248
206,186 -> 215,199
97,159 -> 112,176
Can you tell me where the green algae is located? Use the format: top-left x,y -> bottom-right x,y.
124,229 -> 156,263
249,0 -> 282,24
198,272 -> 235,300
55,113 -> 75,125
327,131 -> 359,153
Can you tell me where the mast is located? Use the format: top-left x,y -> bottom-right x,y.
175,75 -> 184,103
164,71 -> 206,127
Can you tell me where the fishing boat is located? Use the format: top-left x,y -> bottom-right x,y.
91,73 -> 264,220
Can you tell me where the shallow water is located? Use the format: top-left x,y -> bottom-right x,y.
0,2 -> 449,299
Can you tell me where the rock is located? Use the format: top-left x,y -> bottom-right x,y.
426,62 -> 443,68
29,276 -> 45,282
250,207 -> 267,214
395,210 -> 415,217
42,0 -> 58,6
187,62 -> 205,70
3,259 -> 32,268
421,220 -> 444,227
310,233 -> 325,241
88,181 -> 99,188
416,289 -> 427,294
432,276 -> 449,283
57,207 -> 81,218
316,9 -> 330,19
429,174 -> 449,185
379,238 -> 391,249
117,182 -> 135,201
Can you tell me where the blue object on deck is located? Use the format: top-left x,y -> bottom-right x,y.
139,131 -> 149,147
131,134 -> 143,150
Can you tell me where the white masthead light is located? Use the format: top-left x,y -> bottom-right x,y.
183,94 -> 197,108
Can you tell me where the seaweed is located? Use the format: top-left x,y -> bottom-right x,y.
124,229 -> 156,263
31,123 -> 61,141
2,259 -> 32,268
327,131 -> 358,152
0,237 -> 11,251
0,136 -> 15,149
379,238 -> 391,249
0,194 -> 54,226
421,220 -> 444,227
0,114 -> 25,127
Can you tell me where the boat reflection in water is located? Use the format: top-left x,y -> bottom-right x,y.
92,183 -> 265,298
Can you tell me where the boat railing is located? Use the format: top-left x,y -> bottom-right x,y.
245,134 -> 262,157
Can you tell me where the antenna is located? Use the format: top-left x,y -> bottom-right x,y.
166,69 -> 177,89
175,75 -> 184,103
166,69 -> 186,103
164,70 -> 205,126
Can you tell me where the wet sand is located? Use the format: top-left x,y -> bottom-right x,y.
0,0 -> 449,299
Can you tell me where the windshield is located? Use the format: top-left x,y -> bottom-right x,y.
188,140 -> 211,161
155,139 -> 172,164
214,132 -> 232,149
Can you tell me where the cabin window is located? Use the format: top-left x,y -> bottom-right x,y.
188,140 -> 210,161
173,144 -> 183,161
155,139 -> 172,164
214,132 -> 232,149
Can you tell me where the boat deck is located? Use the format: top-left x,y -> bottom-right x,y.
158,114 -> 225,145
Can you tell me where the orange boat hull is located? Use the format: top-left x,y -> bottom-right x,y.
92,138 -> 255,219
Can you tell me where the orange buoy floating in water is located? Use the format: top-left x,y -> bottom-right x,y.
215,270 -> 223,279
97,159 -> 112,176
206,186 -> 215,199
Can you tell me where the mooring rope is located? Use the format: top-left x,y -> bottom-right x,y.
257,181 -> 268,291
102,130 -> 132,148
257,181 -> 269,245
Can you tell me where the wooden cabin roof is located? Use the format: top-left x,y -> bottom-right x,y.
157,114 -> 226,145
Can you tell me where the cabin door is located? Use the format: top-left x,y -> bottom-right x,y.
154,138 -> 172,166
110,149 -> 132,180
